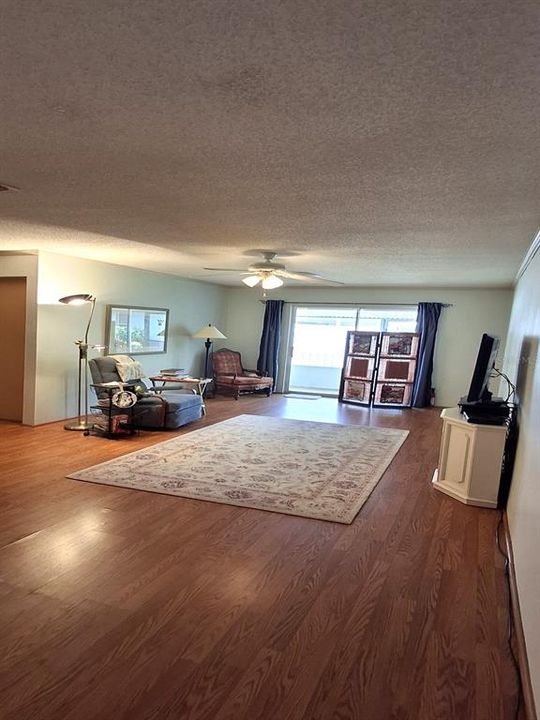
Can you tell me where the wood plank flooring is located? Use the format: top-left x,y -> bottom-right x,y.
0,396 -> 520,719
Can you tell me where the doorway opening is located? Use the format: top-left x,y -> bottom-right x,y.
0,277 -> 27,421
285,305 -> 418,396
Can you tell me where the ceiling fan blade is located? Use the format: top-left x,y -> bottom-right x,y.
275,270 -> 345,284
203,267 -> 248,272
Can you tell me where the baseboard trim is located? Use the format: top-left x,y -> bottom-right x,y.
503,513 -> 538,720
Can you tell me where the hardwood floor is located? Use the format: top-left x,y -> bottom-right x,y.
0,396 -> 520,719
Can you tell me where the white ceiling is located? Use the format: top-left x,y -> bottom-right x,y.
1,0 -> 539,287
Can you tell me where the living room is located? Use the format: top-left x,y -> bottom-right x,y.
0,250 -> 515,425
1,2 -> 540,719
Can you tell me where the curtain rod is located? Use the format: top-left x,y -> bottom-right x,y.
259,300 -> 453,307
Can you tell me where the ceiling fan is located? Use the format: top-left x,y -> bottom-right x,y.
203,251 -> 343,289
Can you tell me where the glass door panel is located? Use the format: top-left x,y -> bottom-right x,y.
357,307 -> 418,333
287,307 -> 357,395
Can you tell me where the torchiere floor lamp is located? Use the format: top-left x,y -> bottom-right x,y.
59,293 -> 97,431
192,323 -> 227,382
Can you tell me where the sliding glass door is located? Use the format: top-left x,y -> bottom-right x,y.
284,304 -> 417,396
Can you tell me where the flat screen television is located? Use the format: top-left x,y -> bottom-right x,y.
466,333 -> 499,403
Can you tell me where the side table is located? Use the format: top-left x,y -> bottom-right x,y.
148,377 -> 212,415
89,383 -> 137,438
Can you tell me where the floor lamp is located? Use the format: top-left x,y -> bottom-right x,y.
59,293 -> 97,431
192,324 -> 227,379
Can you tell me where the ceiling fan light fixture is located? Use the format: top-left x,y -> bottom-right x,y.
205,251 -> 341,287
261,274 -> 283,290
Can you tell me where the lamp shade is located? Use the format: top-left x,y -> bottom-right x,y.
192,324 -> 227,340
261,275 -> 283,289
59,293 -> 94,305
242,275 -> 261,287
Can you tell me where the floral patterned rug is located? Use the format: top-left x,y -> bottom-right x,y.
68,415 -> 409,524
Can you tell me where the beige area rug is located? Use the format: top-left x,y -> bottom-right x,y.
68,415 -> 409,524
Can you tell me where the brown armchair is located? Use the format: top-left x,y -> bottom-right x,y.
212,349 -> 273,399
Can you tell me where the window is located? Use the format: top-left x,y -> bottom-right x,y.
357,307 -> 418,333
105,305 -> 169,355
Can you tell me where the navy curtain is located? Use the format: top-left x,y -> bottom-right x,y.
257,300 -> 284,388
412,302 -> 443,408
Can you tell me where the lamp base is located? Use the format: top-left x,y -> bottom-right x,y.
64,420 -> 94,431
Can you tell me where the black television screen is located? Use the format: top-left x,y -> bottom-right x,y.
466,334 -> 499,402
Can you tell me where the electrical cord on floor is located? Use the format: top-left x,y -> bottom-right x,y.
496,510 -> 523,720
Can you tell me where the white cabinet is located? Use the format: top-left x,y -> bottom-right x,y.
432,407 -> 507,508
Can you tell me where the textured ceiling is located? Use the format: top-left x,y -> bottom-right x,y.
1,0 -> 539,287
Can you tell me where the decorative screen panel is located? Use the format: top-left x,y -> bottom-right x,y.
339,331 -> 380,406
372,332 -> 420,408
340,330 -> 420,409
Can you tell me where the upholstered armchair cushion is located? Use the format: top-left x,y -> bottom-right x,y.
217,375 -> 272,387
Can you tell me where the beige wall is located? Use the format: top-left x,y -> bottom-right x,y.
503,241 -> 540,708
0,253 -> 38,424
35,252 -> 227,424
224,286 -> 513,408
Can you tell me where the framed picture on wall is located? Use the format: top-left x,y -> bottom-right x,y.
105,305 -> 169,355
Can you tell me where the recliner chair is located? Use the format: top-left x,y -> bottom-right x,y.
89,356 -> 203,429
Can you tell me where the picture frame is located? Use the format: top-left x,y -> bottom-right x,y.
343,379 -> 370,403
349,332 -> 378,355
381,332 -> 419,357
379,383 -> 406,404
105,305 -> 169,355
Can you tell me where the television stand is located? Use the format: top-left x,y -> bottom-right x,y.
432,407 -> 507,508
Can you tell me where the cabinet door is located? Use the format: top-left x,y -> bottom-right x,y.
439,422 -> 474,492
